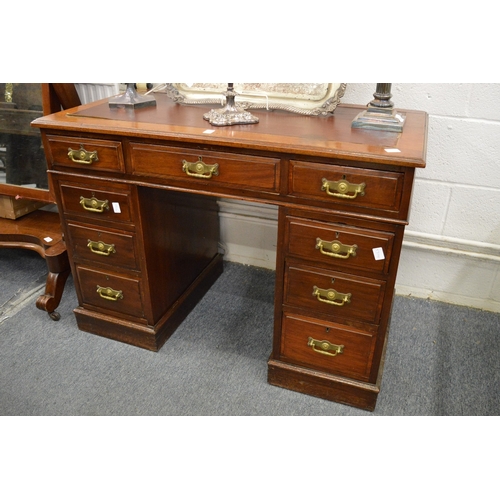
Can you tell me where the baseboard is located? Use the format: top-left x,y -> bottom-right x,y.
394,283 -> 500,313
218,199 -> 278,270
397,232 -> 500,313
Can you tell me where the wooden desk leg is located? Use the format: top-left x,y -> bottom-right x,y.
35,240 -> 71,321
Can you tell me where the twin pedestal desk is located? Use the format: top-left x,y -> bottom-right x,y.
32,95 -> 427,411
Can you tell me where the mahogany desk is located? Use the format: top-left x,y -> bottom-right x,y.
32,95 -> 427,410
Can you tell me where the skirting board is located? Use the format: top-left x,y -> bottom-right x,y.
396,234 -> 500,313
218,199 -> 500,314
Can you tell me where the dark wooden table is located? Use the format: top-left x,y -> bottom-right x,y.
0,209 -> 69,320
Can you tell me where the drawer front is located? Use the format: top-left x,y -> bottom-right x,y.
66,222 -> 139,270
286,216 -> 395,274
59,182 -> 133,223
129,143 -> 280,193
284,264 -> 386,324
46,135 -> 125,172
76,266 -> 144,318
290,161 -> 404,213
280,313 -> 376,381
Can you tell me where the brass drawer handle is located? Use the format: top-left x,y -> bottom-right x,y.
68,145 -> 99,165
87,239 -> 116,256
321,178 -> 365,199
313,285 -> 351,306
96,285 -> 123,301
182,156 -> 219,179
79,196 -> 109,213
308,337 -> 344,357
316,238 -> 357,259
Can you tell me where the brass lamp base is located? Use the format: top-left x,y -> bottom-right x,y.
203,84 -> 259,127
109,84 -> 156,109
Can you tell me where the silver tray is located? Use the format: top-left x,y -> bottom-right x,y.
155,83 -> 346,116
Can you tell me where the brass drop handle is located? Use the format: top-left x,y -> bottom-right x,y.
313,285 -> 351,306
308,337 -> 344,357
316,238 -> 357,259
96,285 -> 123,301
68,145 -> 99,165
80,196 -> 109,213
182,156 -> 219,179
87,240 -> 116,256
321,178 -> 365,199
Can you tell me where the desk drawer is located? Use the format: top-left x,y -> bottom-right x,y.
286,216 -> 395,275
284,263 -> 386,325
280,313 -> 376,381
129,143 -> 280,193
46,135 -> 125,172
76,265 -> 145,319
66,222 -> 139,270
290,161 -> 404,213
59,182 -> 133,223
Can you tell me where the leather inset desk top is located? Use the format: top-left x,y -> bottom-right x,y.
62,93 -> 426,167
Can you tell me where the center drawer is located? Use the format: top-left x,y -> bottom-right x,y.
128,143 -> 280,193
284,263 -> 386,325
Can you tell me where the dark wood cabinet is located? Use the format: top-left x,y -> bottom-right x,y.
32,95 -> 427,410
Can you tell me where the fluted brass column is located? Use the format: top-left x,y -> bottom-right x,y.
5,83 -> 13,103
368,83 -> 394,111
1,83 -> 16,109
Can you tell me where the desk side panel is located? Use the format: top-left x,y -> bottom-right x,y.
136,187 -> 221,324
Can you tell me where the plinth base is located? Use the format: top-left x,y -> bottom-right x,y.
268,358 -> 380,411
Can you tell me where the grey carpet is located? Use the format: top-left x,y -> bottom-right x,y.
1,247 -> 499,415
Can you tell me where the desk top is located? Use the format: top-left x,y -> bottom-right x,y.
32,93 -> 427,168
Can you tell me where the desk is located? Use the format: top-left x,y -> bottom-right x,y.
32,94 -> 427,410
